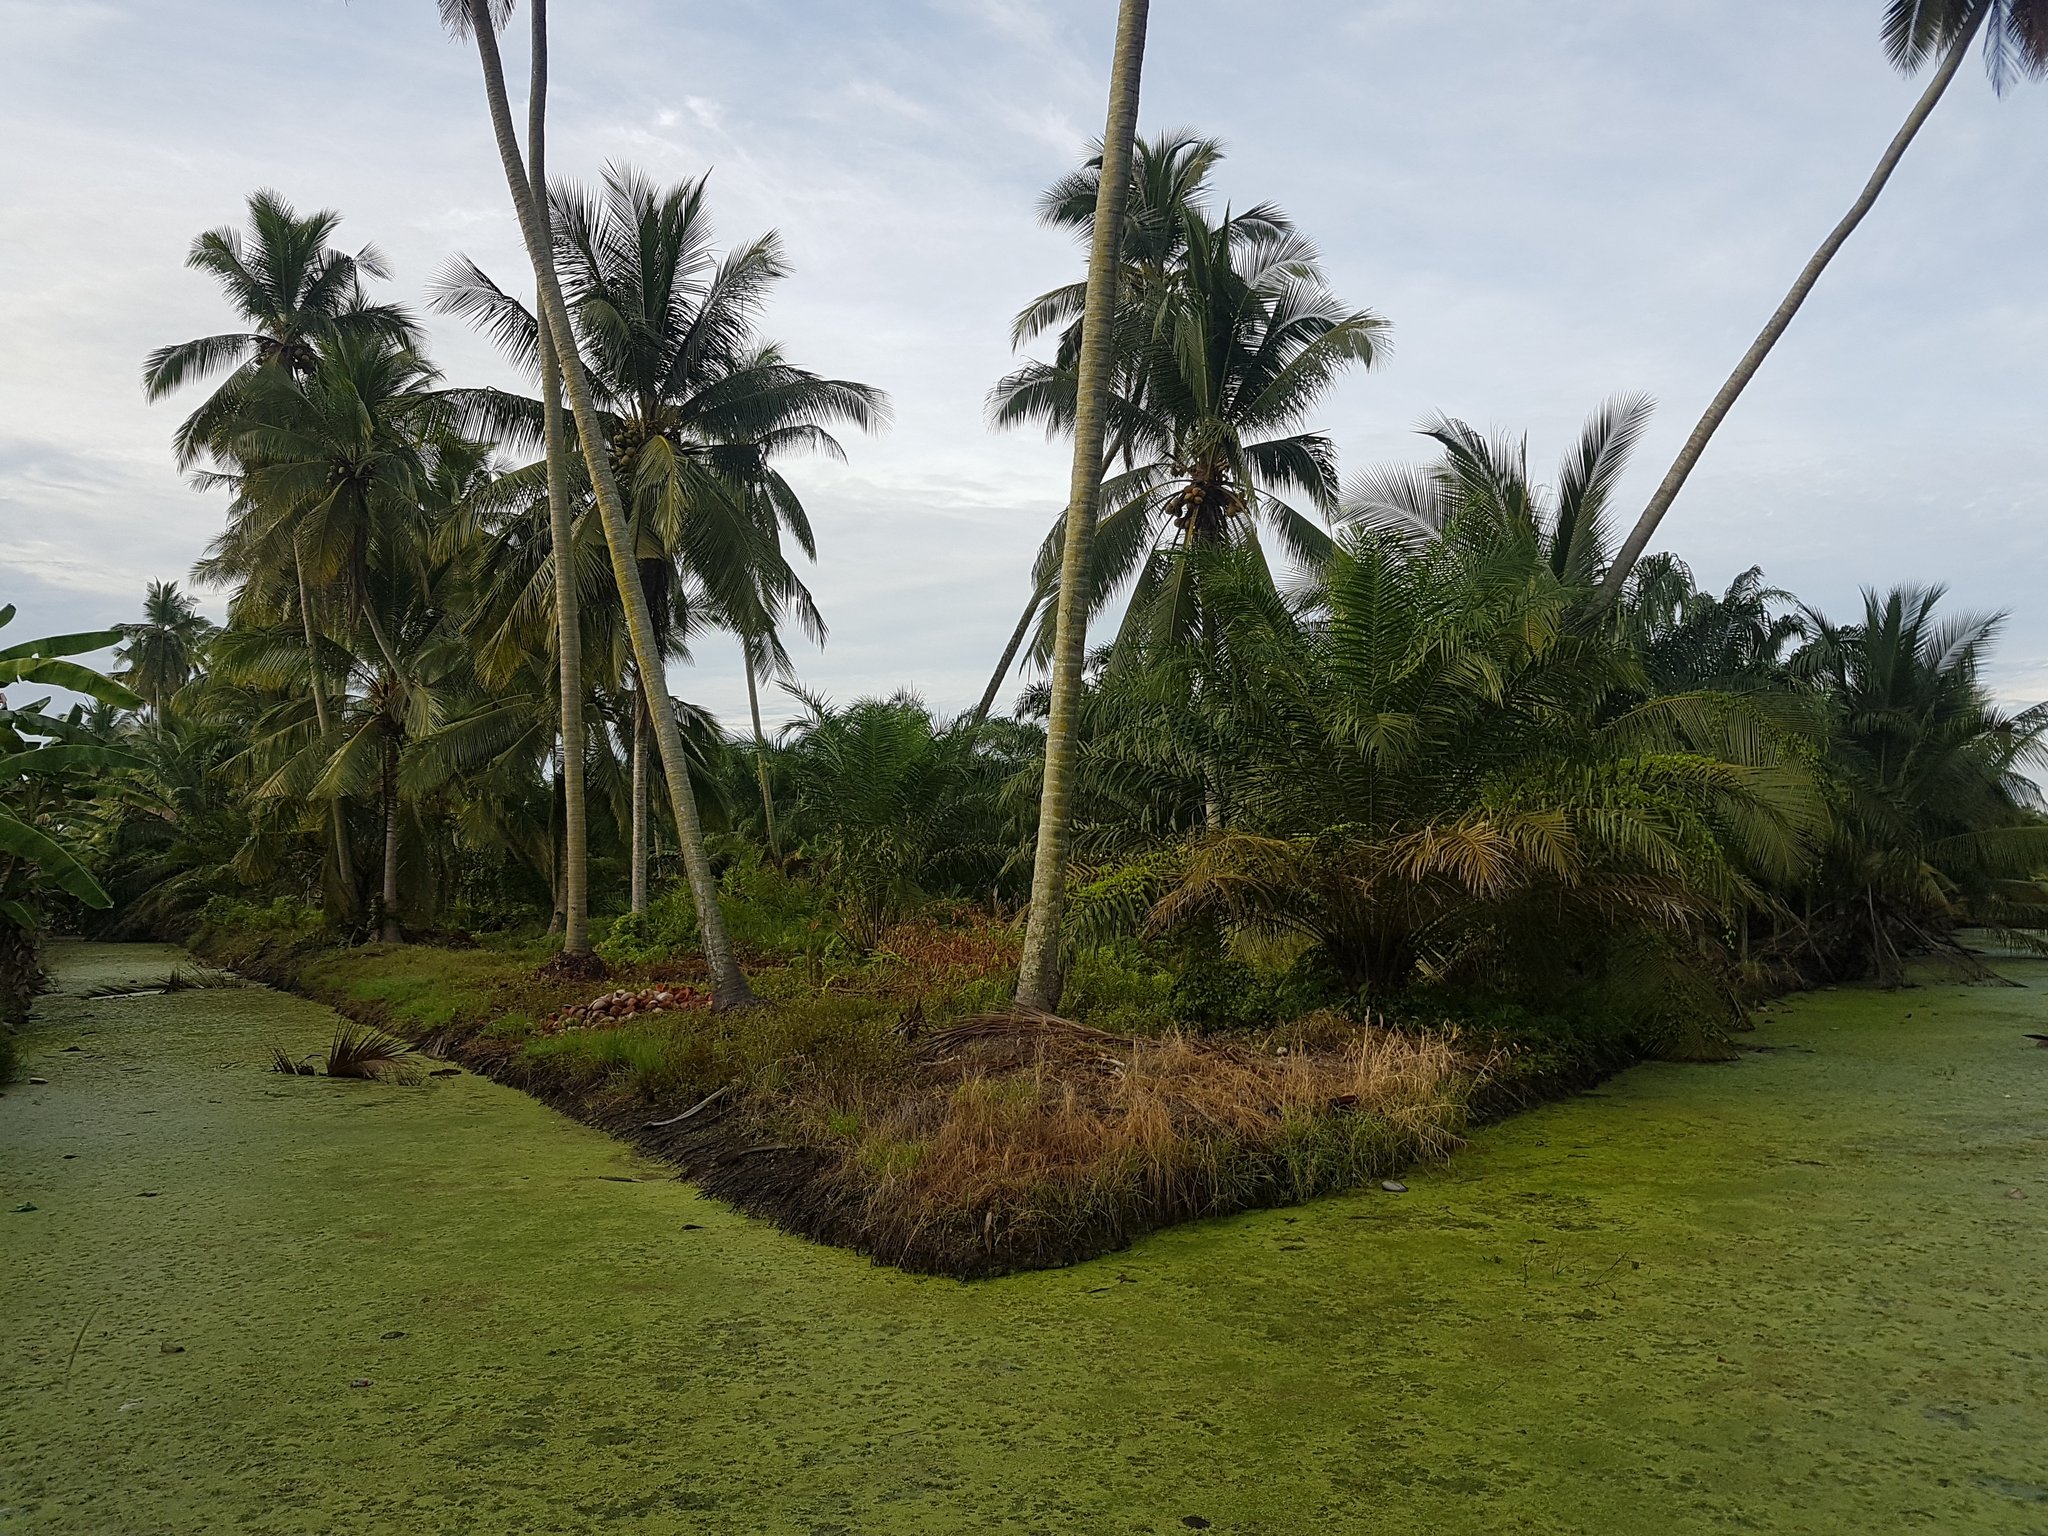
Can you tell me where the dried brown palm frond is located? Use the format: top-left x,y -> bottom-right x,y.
163,966 -> 247,992
324,1022 -> 422,1084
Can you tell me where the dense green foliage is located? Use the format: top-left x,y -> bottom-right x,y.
10,119 -> 2046,1070
0,611 -> 144,1072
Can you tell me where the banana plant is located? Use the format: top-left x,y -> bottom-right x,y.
1,605 -> 147,922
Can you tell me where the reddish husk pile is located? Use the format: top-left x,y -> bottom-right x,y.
540,985 -> 710,1034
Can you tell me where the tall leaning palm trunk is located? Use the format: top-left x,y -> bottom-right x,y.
527,0 -> 589,955
741,635 -> 782,857
458,0 -> 755,1007
1014,0 -> 1151,1011
1597,7 -> 1988,605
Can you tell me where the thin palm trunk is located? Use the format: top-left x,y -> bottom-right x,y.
1597,13 -> 1984,606
379,729 -> 401,943
548,756 -> 565,933
1200,600 -> 1224,831
294,541 -> 330,737
743,638 -> 781,857
972,582 -> 1045,725
294,538 -> 355,900
631,684 -> 650,914
462,0 -> 756,1007
1015,0 -> 1151,1011
530,0 -> 590,954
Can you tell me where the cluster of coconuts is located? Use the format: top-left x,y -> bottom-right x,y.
544,986 -> 709,1032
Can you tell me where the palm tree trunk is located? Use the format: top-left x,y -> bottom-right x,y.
971,582 -> 1044,725
1200,600 -> 1224,831
1596,12 -> 1984,607
529,0 -> 590,956
548,756 -> 565,933
379,730 -> 401,943
1015,0 -> 1150,1012
294,540 -> 355,904
743,638 -> 781,857
631,683 -> 650,914
294,540 -> 331,739
463,0 -> 755,1007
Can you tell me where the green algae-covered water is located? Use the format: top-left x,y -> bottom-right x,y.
5,943 -> 2047,1534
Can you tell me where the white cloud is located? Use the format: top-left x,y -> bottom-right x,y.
1,0 -> 2045,732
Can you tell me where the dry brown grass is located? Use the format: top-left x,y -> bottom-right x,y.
783,1009 -> 1476,1273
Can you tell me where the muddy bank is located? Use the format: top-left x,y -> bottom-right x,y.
4,942 -> 2047,1533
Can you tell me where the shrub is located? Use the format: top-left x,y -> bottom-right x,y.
1165,947 -> 1274,1031
199,895 -> 329,941
1057,940 -> 1174,1033
595,868 -> 840,968
595,892 -> 698,969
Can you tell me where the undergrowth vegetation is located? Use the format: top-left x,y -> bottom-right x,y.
198,892 -> 1523,1274
11,85 -> 2046,1272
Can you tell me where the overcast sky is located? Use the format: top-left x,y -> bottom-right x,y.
4,0 -> 2046,730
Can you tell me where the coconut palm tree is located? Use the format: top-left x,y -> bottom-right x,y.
225,572 -> 472,945
974,130 -> 1296,721
145,191 -> 418,739
205,333 -> 491,940
1598,0 -> 2048,605
204,333 -> 452,684
1015,0 -> 1153,1011
434,168 -> 883,635
434,162 -> 883,900
142,190 -> 417,467
995,203 -> 1386,675
114,581 -> 215,718
447,0 -> 759,1008
522,0 -> 592,958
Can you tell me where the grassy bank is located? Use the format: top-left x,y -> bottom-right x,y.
189,891 -> 1634,1276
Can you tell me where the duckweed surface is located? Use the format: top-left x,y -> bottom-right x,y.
5,942 -> 2046,1533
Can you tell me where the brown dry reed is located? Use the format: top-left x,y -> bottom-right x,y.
793,1010 -> 1473,1274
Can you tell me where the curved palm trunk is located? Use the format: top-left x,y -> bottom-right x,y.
743,638 -> 781,857
463,0 -> 755,1007
630,681 -> 650,914
1597,13 -> 1984,607
971,582 -> 1044,725
1015,0 -> 1151,1011
530,0 -> 590,955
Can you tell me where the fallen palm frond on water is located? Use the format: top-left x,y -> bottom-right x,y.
267,1044 -> 318,1076
86,966 -> 247,1000
323,1021 -> 424,1084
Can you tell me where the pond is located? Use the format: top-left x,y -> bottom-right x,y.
4,942 -> 2045,1533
